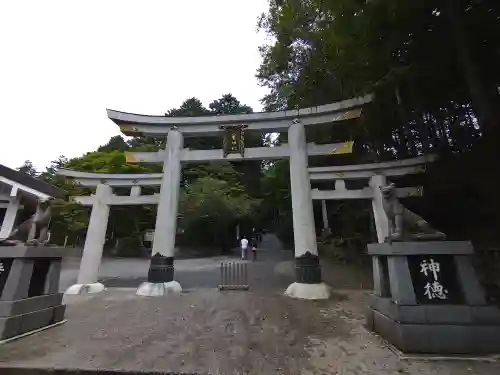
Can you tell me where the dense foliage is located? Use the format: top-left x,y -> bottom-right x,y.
15,0 -> 500,255
257,0 -> 500,246
19,95 -> 265,255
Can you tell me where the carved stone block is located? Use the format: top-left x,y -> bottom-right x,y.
366,241 -> 500,354
0,246 -> 66,341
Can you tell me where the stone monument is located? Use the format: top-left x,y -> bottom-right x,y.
0,200 -> 66,341
0,199 -> 52,247
380,183 -> 446,243
366,183 -> 500,354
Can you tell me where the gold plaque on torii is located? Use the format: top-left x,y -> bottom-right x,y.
219,124 -> 248,157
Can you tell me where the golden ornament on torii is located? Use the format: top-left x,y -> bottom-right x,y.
219,124 -> 248,157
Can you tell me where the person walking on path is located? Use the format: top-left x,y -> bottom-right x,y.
240,237 -> 248,260
251,238 -> 257,261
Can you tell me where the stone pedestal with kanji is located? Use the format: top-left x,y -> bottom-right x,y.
0,246 -> 66,341
366,241 -> 500,354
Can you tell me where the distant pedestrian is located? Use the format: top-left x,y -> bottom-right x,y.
256,231 -> 262,247
240,237 -> 248,260
251,241 -> 257,261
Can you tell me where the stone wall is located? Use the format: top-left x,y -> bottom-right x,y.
474,247 -> 500,306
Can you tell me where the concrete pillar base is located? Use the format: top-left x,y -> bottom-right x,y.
285,282 -> 330,300
64,283 -> 106,295
136,281 -> 182,297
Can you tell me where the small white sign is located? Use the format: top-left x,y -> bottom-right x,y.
144,230 -> 154,242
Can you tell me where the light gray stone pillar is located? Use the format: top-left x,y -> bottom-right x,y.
130,186 -> 141,197
137,127 -> 183,296
372,256 -> 384,296
28,201 -> 43,242
65,184 -> 111,295
454,255 -> 487,305
1,258 -> 34,300
0,197 -> 19,239
370,174 -> 389,243
152,128 -> 183,259
387,256 -> 417,304
44,259 -> 62,294
321,199 -> 331,236
285,120 -> 329,300
289,120 -> 317,257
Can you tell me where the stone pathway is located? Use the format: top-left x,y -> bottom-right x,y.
0,289 -> 499,374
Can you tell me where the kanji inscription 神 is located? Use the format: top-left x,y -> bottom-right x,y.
408,254 -> 463,304
420,258 -> 448,300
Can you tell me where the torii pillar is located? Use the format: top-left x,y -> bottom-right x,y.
65,184 -> 111,294
136,127 -> 183,296
0,197 -> 20,239
285,120 -> 330,299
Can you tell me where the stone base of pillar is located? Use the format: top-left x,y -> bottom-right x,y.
295,251 -> 322,283
64,283 -> 106,295
285,251 -> 330,299
147,253 -> 174,283
285,282 -> 330,299
136,281 -> 182,297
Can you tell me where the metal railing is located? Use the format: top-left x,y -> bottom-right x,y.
219,260 -> 249,291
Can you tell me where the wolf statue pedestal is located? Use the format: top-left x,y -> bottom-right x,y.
366,183 -> 500,354
0,201 -> 66,341
0,246 -> 66,341
366,241 -> 500,354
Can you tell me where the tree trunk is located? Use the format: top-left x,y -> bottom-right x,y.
445,0 -> 500,136
395,86 -> 416,156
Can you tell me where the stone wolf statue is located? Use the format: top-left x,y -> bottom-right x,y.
380,183 -> 446,243
0,200 -> 52,246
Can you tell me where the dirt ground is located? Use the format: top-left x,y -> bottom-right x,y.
1,288 -> 499,375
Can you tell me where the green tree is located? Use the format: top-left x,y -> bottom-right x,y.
43,94 -> 266,253
209,94 -> 253,115
17,160 -> 39,177
166,94 -> 264,197
97,135 -> 129,152
179,177 -> 260,251
257,0 -> 499,155
258,159 -> 293,244
209,94 -> 264,196
40,155 -> 69,184
256,0 -> 500,246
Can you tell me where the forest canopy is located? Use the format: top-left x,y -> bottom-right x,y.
15,0 -> 500,253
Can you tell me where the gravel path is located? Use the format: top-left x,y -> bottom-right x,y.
0,289 -> 499,374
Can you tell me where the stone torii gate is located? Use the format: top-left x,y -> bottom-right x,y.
58,170 -> 163,294
309,155 -> 436,243
60,95 -> 372,299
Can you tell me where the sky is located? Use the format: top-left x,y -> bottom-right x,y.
0,0 -> 270,171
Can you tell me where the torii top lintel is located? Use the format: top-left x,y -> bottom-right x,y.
107,95 -> 372,137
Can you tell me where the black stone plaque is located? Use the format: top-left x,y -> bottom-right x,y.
408,254 -> 463,304
0,258 -> 14,297
28,259 -> 51,297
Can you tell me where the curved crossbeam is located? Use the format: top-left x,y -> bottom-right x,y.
309,155 -> 436,181
107,95 -> 373,137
